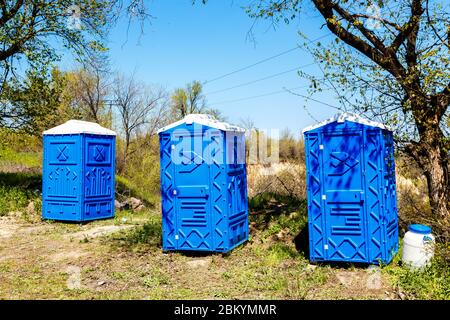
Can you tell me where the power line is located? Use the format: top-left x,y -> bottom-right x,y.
210,85 -> 309,105
205,62 -> 316,95
210,84 -> 338,109
203,33 -> 332,85
203,47 -> 299,85
284,88 -> 340,110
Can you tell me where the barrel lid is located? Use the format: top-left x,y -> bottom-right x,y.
408,224 -> 432,234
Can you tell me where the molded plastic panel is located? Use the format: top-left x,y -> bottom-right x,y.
159,123 -> 248,253
42,134 -> 115,222
304,120 -> 399,264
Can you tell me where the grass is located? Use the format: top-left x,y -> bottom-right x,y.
0,146 -> 42,169
0,147 -> 448,300
383,242 -> 450,300
109,213 -> 162,250
142,268 -> 171,287
0,179 -> 445,299
116,175 -> 159,206
0,146 -> 42,217
0,172 -> 42,216
0,192 -> 448,300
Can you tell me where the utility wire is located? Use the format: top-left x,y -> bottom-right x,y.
210,85 -> 309,105
203,47 -> 299,85
203,33 -> 332,85
210,87 -> 303,105
284,88 -> 340,110
205,62 -> 316,95
210,85 -> 338,109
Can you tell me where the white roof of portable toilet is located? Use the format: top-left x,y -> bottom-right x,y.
43,120 -> 116,136
157,114 -> 245,134
302,112 -> 392,134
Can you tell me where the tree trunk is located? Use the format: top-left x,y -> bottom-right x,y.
310,0 -> 449,217
411,116 -> 450,218
121,132 -> 130,174
422,143 -> 450,218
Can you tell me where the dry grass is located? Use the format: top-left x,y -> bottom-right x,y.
247,162 -> 306,199
0,147 -> 448,300
0,210 -> 395,300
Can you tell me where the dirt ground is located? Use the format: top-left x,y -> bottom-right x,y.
0,210 -> 398,300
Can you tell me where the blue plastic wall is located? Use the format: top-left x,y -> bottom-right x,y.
304,121 -> 399,264
159,123 -> 249,252
42,134 -> 116,222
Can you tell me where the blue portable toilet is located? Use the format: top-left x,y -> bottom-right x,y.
303,113 -> 399,264
158,114 -> 249,252
42,120 -> 116,222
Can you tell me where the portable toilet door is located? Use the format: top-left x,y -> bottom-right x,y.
303,113 -> 399,264
42,120 -> 116,222
158,114 -> 249,253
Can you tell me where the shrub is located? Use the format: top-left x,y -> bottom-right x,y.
0,172 -> 42,216
116,175 -> 158,206
116,136 -> 161,206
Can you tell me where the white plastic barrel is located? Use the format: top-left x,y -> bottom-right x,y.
402,224 -> 435,269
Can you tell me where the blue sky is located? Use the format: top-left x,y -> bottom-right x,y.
70,0 -> 341,136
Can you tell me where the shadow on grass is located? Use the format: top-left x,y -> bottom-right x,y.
249,192 -> 307,228
170,251 -> 220,258
294,224 -> 310,257
113,192 -> 309,257
41,217 -> 114,225
0,172 -> 42,215
0,171 -> 42,190
314,261 -> 374,269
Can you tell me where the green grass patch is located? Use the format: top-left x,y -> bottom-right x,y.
116,175 -> 159,206
110,214 -> 162,249
111,208 -> 150,226
249,192 -> 305,213
266,243 -> 301,262
142,268 -> 170,287
0,186 -> 34,215
384,243 -> 450,299
0,147 -> 42,169
0,172 -> 42,216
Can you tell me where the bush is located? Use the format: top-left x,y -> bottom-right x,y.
116,136 -> 161,206
116,175 -> 159,206
278,128 -> 305,162
0,172 -> 42,216
395,157 -> 449,244
0,186 -> 30,215
0,128 -> 41,153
